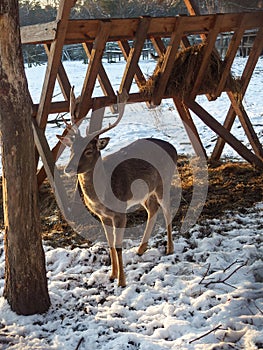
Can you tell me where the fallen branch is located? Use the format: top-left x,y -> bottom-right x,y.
189,324 -> 223,344
253,301 -> 263,315
199,263 -> 211,285
75,336 -> 84,350
200,260 -> 248,289
223,259 -> 244,273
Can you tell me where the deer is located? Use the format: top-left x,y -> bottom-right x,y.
57,88 -> 178,287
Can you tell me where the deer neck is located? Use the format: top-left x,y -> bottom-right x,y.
78,156 -> 107,201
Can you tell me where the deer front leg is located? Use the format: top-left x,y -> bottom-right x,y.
166,223 -> 174,255
116,247 -> 126,287
109,247 -> 118,281
114,215 -> 126,287
101,218 -> 118,281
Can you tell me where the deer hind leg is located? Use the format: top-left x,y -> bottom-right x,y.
158,195 -> 174,255
113,214 -> 127,287
138,195 -> 159,256
101,217 -> 118,282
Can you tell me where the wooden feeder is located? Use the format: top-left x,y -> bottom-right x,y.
20,0 -> 263,208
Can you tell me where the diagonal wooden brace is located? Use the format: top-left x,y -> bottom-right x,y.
184,98 -> 263,169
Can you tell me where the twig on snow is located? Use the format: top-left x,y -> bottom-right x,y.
189,324 -> 223,344
199,263 -> 211,285
253,301 -> 263,315
75,337 -> 84,350
223,259 -> 244,273
199,260 -> 248,289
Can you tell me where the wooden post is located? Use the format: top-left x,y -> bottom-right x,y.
36,0 -> 75,128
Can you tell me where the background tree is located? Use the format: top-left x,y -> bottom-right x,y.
0,0 -> 50,315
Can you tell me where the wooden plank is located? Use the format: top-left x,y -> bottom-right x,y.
185,98 -> 263,169
44,44 -> 71,101
211,107 -> 236,160
32,119 -> 72,218
37,117 -> 86,186
151,37 -> 166,56
83,42 -> 117,113
239,26 -> 263,94
119,17 -> 151,94
211,25 -> 263,160
212,15 -> 246,99
21,13 -> 263,46
118,39 -> 150,107
173,98 -> 207,158
151,17 -> 184,106
77,21 -> 111,119
183,0 -> 200,15
228,92 -> 263,158
36,0 -> 75,128
21,21 -> 57,44
190,14 -> 224,99
75,13 -> 261,41
118,40 -> 147,87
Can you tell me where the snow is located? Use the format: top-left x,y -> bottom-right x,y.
0,56 -> 263,349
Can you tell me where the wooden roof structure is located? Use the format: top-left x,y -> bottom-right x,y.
20,0 -> 263,198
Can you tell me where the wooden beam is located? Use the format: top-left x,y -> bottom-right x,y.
36,0 -> 75,128
21,13 -> 263,45
210,107 -> 236,160
212,15 -> 246,99
151,17 -> 184,106
239,26 -> 263,94
212,25 -> 263,160
32,119 -> 72,218
36,117 -> 86,186
119,17 -> 151,94
190,14 -> 224,99
151,37 -> 166,56
183,0 -> 200,15
173,98 -> 207,158
152,34 -> 207,157
77,21 -> 111,119
82,42 -> 117,113
228,92 -> 263,158
44,44 -> 71,101
118,40 -> 147,87
184,98 -> 263,169
21,21 -> 57,44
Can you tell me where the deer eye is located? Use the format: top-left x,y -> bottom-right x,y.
84,148 -> 93,157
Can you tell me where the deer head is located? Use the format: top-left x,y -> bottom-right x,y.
57,87 -> 128,175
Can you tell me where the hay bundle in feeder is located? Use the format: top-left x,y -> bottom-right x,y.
140,43 -> 240,98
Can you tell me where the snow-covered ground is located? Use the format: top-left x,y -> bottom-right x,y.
0,206 -> 262,349
0,56 -> 263,349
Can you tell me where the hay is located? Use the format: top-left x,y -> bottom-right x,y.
140,43 -> 240,98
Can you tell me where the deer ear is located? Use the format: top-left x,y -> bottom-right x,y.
56,135 -> 73,147
97,137 -> 110,150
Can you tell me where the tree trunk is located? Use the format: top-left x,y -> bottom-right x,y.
0,0 -> 50,315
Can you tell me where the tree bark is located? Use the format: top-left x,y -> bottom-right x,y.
0,0 -> 50,315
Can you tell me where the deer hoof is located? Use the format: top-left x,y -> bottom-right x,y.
166,245 -> 174,255
109,273 -> 117,281
118,278 -> 126,288
137,242 -> 148,256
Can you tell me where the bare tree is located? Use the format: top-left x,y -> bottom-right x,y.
0,0 -> 50,315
